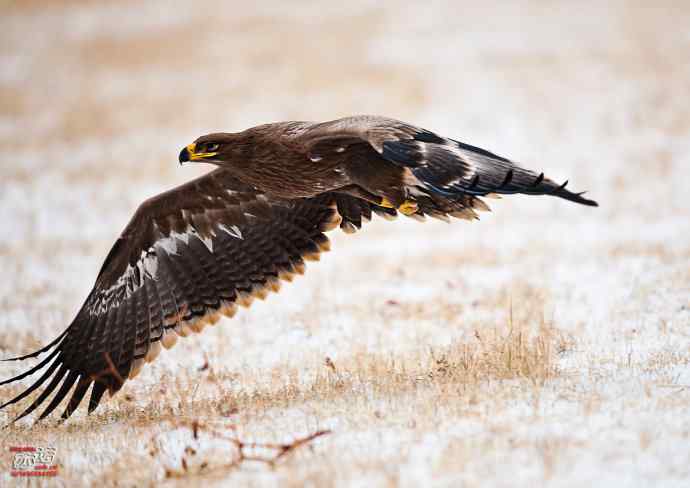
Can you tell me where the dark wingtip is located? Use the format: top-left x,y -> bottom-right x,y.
2,330 -> 68,362
532,173 -> 545,187
0,348 -> 61,387
499,170 -> 514,189
552,186 -> 599,207
580,195 -> 599,207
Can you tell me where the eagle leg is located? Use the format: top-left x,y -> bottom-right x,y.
333,185 -> 417,215
333,185 -> 383,205
379,197 -> 418,216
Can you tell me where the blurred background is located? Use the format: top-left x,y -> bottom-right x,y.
1,1 -> 689,486
2,0 -> 688,340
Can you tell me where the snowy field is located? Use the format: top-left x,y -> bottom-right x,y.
1,1 -> 689,486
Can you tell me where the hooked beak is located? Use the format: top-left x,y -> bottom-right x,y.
179,143 -> 218,164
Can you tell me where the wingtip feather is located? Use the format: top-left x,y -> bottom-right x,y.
1,329 -> 69,362
552,186 -> 599,207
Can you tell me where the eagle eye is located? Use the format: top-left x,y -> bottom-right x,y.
205,143 -> 220,152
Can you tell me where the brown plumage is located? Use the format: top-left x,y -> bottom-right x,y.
1,115 -> 597,422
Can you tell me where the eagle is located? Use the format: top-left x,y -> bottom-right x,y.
0,115 -> 597,422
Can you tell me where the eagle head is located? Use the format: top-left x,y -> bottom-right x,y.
179,133 -> 238,165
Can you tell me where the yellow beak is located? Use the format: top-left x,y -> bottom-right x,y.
178,143 -> 218,163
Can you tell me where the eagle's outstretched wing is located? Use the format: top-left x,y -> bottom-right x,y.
0,169 -> 387,422
296,115 -> 597,206
1,115 -> 598,423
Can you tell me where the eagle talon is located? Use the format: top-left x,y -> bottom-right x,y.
378,197 -> 418,216
379,197 -> 395,209
398,200 -> 418,216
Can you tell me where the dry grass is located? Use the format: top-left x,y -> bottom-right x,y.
1,309 -> 569,486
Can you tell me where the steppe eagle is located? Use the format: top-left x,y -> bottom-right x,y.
0,115 -> 597,422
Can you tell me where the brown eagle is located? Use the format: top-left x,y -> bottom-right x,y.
1,115 -> 597,422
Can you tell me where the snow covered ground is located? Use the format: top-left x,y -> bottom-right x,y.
1,1 -> 689,486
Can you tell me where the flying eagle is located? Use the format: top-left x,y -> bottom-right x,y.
0,115 -> 597,422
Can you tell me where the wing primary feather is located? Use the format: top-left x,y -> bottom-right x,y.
532,172 -> 545,187
1,329 -> 69,362
0,347 -> 61,386
37,370 -> 80,421
499,170 -> 514,189
87,381 -> 108,414
61,376 -> 92,420
547,180 -> 598,206
10,363 -> 69,423
0,354 -> 63,410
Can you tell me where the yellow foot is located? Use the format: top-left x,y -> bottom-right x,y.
379,197 -> 395,209
380,197 -> 418,215
398,200 -> 418,216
